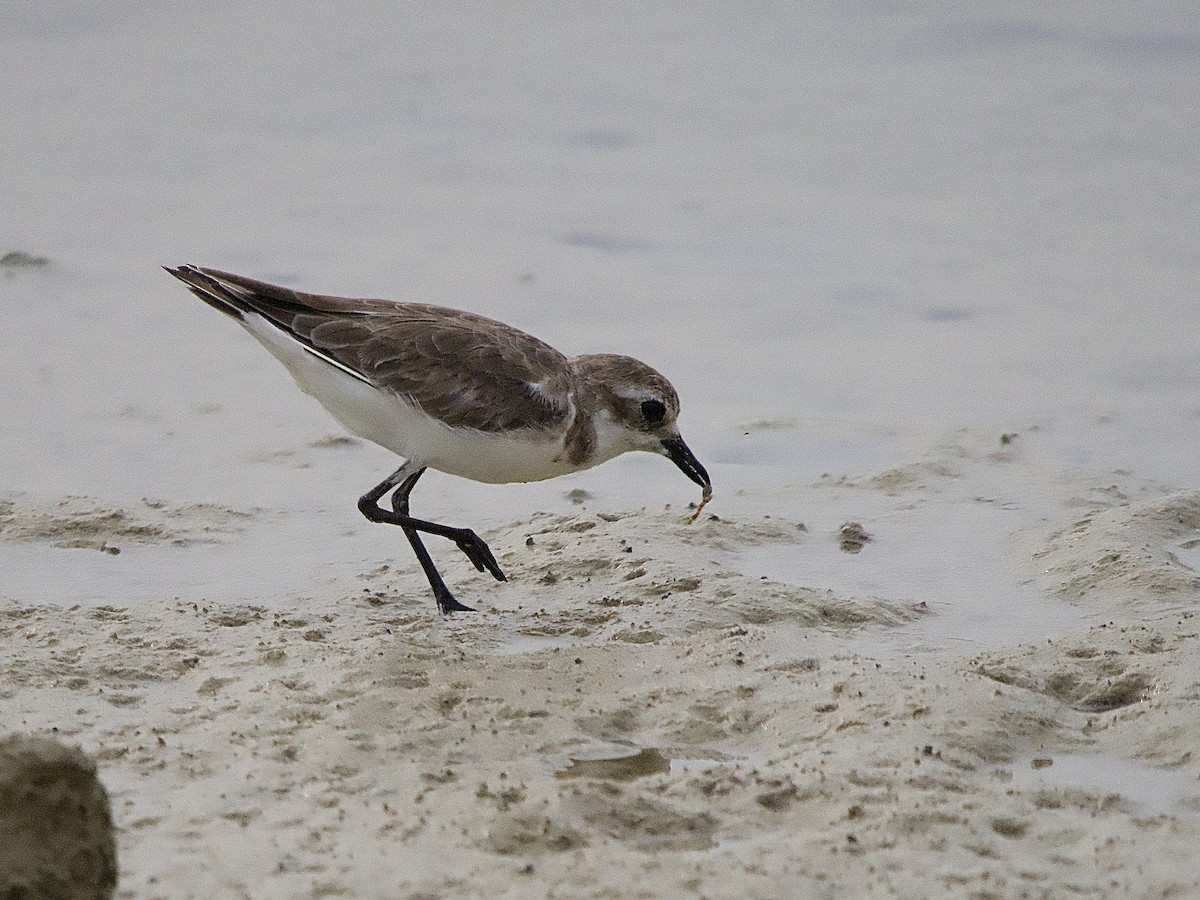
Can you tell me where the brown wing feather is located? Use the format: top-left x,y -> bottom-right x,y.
173,266 -> 574,433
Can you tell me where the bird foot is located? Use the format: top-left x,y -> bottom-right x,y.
452,529 -> 507,582
434,584 -> 475,614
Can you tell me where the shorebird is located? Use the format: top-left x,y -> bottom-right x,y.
166,266 -> 712,614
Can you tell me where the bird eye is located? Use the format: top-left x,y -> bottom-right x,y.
640,399 -> 666,425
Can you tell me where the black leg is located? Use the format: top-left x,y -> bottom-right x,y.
358,467 -> 506,580
357,463 -> 506,615
390,469 -> 474,614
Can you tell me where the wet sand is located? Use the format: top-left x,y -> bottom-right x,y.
5,431 -> 1200,898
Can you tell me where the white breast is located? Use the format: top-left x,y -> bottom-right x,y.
239,312 -> 594,484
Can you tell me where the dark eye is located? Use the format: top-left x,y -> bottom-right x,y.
640,399 -> 666,425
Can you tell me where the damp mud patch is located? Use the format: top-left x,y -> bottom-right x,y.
560,783 -> 718,852
0,495 -> 256,550
486,510 -> 923,644
978,660 -> 1153,713
557,747 -> 672,781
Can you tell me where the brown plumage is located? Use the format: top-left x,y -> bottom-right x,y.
168,266 -> 573,433
166,264 -> 711,615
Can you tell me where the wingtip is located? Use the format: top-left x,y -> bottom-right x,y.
163,263 -> 195,281
165,263 -> 246,320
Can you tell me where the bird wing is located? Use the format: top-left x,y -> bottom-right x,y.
167,265 -> 574,433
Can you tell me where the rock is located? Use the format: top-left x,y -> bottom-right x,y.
0,733 -> 117,899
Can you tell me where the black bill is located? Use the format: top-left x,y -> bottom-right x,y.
661,436 -> 711,488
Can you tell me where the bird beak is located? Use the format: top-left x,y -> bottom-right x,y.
661,436 -> 711,489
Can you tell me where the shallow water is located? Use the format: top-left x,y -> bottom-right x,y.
1010,753 -> 1200,820
3,4 -> 1200,639
734,500 -> 1088,656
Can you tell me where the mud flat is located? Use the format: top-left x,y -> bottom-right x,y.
3,432 -> 1200,898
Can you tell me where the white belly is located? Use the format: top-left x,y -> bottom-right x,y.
241,313 -> 589,484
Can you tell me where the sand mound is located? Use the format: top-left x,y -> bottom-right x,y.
1033,490 -> 1200,603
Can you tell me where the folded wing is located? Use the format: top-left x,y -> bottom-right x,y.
166,265 -> 574,433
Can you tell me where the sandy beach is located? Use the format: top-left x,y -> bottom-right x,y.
4,3 -> 1200,897
5,427 -> 1200,897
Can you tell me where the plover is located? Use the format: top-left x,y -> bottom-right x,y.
166,266 -> 712,614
